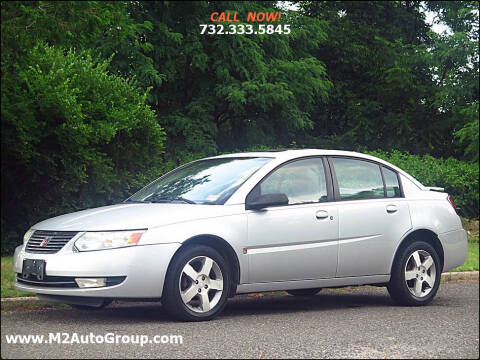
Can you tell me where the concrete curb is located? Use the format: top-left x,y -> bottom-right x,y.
441,270 -> 479,282
1,296 -> 38,302
2,271 -> 478,303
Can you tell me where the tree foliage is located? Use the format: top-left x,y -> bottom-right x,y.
1,44 -> 165,253
298,1 -> 479,157
425,1 -> 479,161
1,1 -> 478,253
114,1 -> 332,166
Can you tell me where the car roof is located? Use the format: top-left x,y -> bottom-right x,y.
211,149 -> 373,160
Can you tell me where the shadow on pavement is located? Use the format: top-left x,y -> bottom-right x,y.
38,287 -> 395,323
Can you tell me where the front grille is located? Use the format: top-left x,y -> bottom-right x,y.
26,230 -> 78,254
17,274 -> 78,288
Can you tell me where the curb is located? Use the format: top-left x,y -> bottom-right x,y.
2,271 -> 478,303
441,270 -> 479,282
1,296 -> 38,302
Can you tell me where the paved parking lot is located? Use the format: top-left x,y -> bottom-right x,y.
1,282 -> 478,358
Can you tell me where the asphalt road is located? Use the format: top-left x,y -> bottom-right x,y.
1,282 -> 478,359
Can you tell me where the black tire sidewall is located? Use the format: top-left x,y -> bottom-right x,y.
163,245 -> 231,321
389,241 -> 441,305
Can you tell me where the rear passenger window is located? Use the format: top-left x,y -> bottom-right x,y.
332,158 -> 384,200
383,167 -> 401,198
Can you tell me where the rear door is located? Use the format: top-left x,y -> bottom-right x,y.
328,157 -> 412,277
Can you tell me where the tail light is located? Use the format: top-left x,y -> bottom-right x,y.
447,195 -> 458,214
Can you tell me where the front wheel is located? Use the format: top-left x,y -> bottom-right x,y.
388,241 -> 441,306
162,245 -> 231,321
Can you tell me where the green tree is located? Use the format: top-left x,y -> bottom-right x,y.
123,1 -> 332,166
298,1 -> 442,154
1,44 -> 165,253
455,107 -> 479,161
1,1 -> 162,90
298,1 -> 478,160
1,1 -> 479,254
425,1 -> 479,161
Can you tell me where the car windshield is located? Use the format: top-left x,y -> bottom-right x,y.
127,157 -> 272,205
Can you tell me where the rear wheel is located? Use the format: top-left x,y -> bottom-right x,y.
162,245 -> 231,321
388,241 -> 441,306
286,288 -> 322,296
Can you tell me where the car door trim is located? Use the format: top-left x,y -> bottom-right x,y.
247,239 -> 338,254
337,234 -> 382,244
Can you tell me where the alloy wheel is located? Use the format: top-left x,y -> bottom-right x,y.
179,256 -> 224,313
404,249 -> 436,298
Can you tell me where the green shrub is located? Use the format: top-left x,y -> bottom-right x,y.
1,44 -> 166,255
367,150 -> 479,218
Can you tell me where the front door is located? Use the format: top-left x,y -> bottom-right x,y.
246,157 -> 339,283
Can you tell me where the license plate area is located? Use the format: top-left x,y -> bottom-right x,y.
22,259 -> 46,280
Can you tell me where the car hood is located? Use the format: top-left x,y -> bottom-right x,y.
32,203 -> 238,231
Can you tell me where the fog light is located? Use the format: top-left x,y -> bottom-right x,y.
75,278 -> 106,288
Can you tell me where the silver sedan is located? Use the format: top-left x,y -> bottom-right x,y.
13,149 -> 467,321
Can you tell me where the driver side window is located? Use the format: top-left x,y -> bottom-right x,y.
258,158 -> 327,205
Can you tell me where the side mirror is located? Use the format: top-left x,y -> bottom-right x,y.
246,193 -> 289,210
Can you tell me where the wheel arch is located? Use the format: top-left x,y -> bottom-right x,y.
166,234 -> 241,297
391,229 -> 445,273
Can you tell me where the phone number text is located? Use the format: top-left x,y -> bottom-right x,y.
200,24 -> 291,35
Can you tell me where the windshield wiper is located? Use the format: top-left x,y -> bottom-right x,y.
149,196 -> 197,204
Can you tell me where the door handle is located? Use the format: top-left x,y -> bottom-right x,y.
386,205 -> 398,213
315,210 -> 329,219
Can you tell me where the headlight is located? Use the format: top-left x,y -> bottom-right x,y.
23,229 -> 35,244
74,230 -> 145,252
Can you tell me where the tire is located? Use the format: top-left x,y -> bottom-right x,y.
162,245 -> 231,321
286,288 -> 322,296
69,299 -> 112,310
388,241 -> 441,306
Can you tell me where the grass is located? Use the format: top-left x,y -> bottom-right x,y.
451,239 -> 479,272
1,256 -> 34,298
1,232 -> 478,299
454,218 -> 479,272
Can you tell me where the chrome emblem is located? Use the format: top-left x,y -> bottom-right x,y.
40,237 -> 50,247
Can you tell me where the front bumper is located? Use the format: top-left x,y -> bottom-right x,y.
13,242 -> 181,298
438,228 -> 468,272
